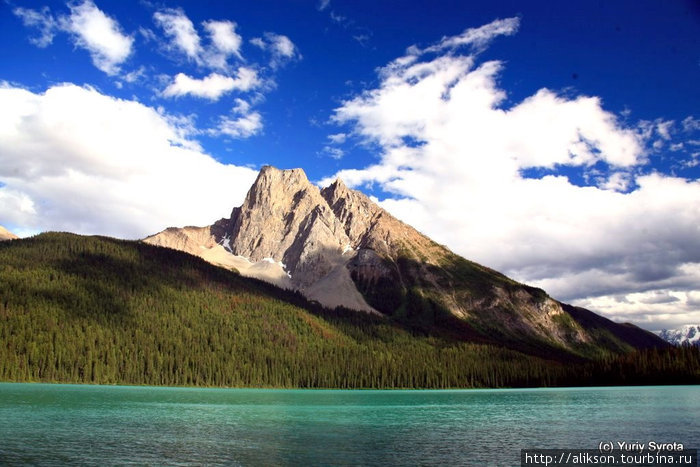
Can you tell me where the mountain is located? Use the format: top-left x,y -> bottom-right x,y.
146,166 -> 664,358
0,226 -> 18,241
0,232 -> 557,388
1,232 -> 696,388
659,325 -> 700,346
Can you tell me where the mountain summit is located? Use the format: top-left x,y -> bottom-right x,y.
145,166 -> 663,356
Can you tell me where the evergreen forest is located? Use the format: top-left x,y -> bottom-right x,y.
1,233 -> 698,388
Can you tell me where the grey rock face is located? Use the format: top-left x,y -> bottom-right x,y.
224,166 -> 351,288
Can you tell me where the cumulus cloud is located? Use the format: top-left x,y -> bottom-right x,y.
268,34 -> 296,57
204,20 -> 242,58
62,1 -> 133,75
599,172 -> 632,192
162,68 -> 260,100
149,7 -> 298,139
153,8 -> 202,61
14,1 -> 133,75
323,17 -> 700,330
153,10 -> 248,71
217,112 -> 263,139
251,32 -> 301,68
0,83 -> 257,239
212,98 -> 263,139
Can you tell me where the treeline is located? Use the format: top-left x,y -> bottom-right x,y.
580,345 -> 700,386
0,233 -> 697,389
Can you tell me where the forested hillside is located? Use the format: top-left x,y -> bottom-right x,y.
0,233 -> 697,388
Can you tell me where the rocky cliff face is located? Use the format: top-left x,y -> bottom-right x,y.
145,166 -> 664,356
146,167 -> 373,312
225,168 -> 351,288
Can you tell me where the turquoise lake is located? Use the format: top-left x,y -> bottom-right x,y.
0,383 -> 698,465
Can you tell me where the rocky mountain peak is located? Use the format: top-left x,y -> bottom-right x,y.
321,177 -> 381,246
322,177 -> 349,201
144,165 -> 665,355
242,166 -> 313,213
226,166 -> 352,290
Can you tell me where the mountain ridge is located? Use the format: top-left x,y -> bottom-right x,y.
659,325 -> 700,347
145,165 -> 664,357
2,232 -> 695,388
0,226 -> 18,241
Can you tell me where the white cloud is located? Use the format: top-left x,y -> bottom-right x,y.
162,68 -> 260,100
153,10 -> 247,71
122,66 -> 146,84
683,116 -> 700,132
324,18 -> 700,330
317,0 -> 331,12
249,37 -> 265,49
322,146 -> 345,160
328,133 -> 347,144
670,143 -> 684,152
423,16 -> 520,54
575,288 -> 700,332
148,8 -> 296,141
210,98 -> 263,139
13,6 -> 57,47
656,119 -> 674,140
600,172 -> 632,192
203,20 -> 243,60
153,8 -> 202,61
0,83 -> 257,239
139,26 -> 158,43
217,112 -> 262,139
13,1 -> 133,75
251,32 -> 300,68
268,33 -> 295,58
62,1 -> 134,75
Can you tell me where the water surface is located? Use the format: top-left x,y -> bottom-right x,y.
0,383 -> 698,465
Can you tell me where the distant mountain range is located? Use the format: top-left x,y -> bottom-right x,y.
659,325 -> 700,346
146,165 -> 664,358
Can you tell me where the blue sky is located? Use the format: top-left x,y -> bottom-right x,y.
1,0 -> 699,330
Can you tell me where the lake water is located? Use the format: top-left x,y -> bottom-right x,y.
0,383 -> 698,465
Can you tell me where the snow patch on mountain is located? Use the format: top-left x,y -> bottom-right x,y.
658,325 -> 700,346
219,234 -> 232,252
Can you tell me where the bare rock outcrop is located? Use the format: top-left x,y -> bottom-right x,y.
146,166 -> 374,313
228,167 -> 351,287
